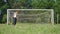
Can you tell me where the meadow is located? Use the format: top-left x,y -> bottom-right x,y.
0,23 -> 60,34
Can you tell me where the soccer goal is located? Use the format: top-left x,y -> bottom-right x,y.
7,9 -> 54,25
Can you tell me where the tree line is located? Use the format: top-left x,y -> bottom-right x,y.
0,0 -> 60,23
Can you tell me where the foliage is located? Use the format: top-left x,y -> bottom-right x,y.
0,1 -> 7,23
31,0 -> 55,9
2,14 -> 7,23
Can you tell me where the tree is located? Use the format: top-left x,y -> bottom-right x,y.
0,0 -> 7,23
54,0 -> 60,23
31,0 -> 54,9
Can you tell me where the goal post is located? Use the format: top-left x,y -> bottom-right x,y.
7,9 -> 54,25
51,10 -> 54,25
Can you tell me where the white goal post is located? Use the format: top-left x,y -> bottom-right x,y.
7,9 -> 54,25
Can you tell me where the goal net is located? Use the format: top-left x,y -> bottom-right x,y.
7,9 -> 54,24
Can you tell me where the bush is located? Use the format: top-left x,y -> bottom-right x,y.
2,14 -> 7,23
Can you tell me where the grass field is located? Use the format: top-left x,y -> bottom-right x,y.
0,23 -> 60,34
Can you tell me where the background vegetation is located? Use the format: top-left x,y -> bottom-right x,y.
0,0 -> 60,23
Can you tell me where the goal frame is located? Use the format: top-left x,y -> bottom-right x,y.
7,9 -> 54,25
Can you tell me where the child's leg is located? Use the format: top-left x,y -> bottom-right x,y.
13,18 -> 15,25
13,17 -> 17,25
15,18 -> 17,25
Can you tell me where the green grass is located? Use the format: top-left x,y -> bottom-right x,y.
0,23 -> 60,34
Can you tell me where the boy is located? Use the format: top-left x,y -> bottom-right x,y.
13,11 -> 17,25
